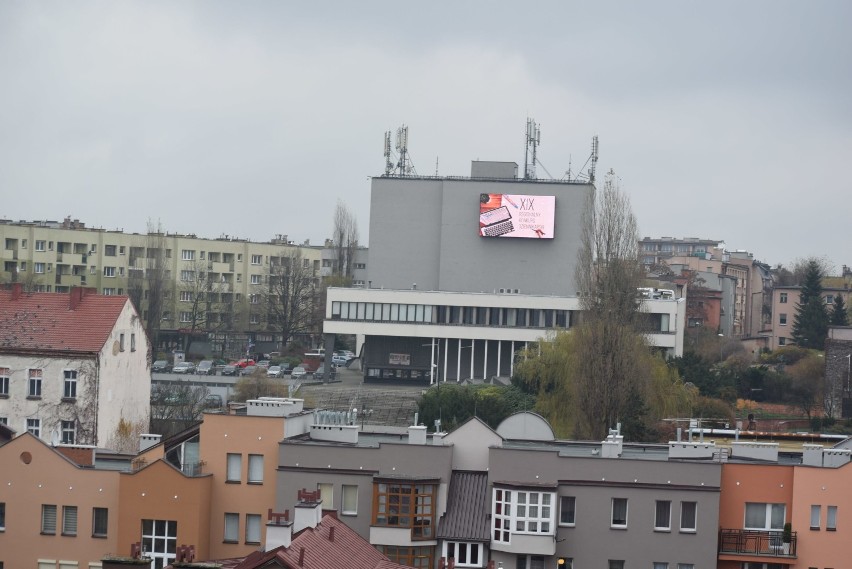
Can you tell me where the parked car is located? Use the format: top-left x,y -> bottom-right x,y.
241,365 -> 258,376
172,362 -> 196,374
221,365 -> 238,376
267,365 -> 284,378
152,360 -> 171,373
232,359 -> 256,368
204,394 -> 223,409
290,366 -> 307,379
332,354 -> 350,366
314,365 -> 336,380
196,360 -> 215,375
256,360 -> 271,369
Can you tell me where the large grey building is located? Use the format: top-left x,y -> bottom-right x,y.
324,162 -> 686,384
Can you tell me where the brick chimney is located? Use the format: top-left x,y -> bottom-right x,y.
266,508 -> 293,550
70,286 -> 97,310
10,282 -> 22,300
293,488 -> 323,533
55,444 -> 96,467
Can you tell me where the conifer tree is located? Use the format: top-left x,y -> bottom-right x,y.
831,294 -> 849,326
791,260 -> 829,349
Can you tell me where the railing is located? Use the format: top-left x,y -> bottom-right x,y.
718,529 -> 797,558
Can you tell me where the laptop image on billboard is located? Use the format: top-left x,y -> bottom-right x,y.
480,206 -> 514,237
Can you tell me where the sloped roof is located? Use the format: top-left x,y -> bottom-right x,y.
0,287 -> 129,354
437,471 -> 490,542
225,514 -> 409,569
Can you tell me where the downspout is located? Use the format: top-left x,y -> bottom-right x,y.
93,352 -> 100,446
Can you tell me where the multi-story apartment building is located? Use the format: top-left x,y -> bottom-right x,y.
639,236 -> 722,269
322,162 -> 686,384
0,218 -> 333,358
768,286 -> 852,351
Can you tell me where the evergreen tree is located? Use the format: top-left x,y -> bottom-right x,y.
831,294 -> 849,326
791,260 -> 829,349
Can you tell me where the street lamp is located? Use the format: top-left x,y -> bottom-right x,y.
718,333 -> 724,365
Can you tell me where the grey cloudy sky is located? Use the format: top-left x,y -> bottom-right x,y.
1,1 -> 849,270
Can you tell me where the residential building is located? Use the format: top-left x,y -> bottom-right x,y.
323,162 -> 686,385
639,236 -> 722,269
0,284 -> 150,445
0,219 -> 328,358
825,326 -> 852,419
768,286 -> 852,351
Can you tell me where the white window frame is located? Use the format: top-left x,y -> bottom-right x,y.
62,505 -> 78,536
442,541 -> 483,568
28,418 -> 41,437
611,498 -> 628,528
61,420 -> 76,444
810,504 -> 821,529
342,484 -> 358,515
655,500 -> 671,531
179,291 -> 194,302
141,519 -> 177,568
317,482 -> 334,509
179,311 -> 192,323
251,254 -> 262,265
559,496 -> 576,526
28,369 -> 42,397
35,240 -> 46,252
744,502 -> 785,531
245,513 -> 261,544
0,367 -> 10,396
250,274 -> 261,285
224,512 -> 239,542
180,270 -> 195,282
182,249 -> 195,261
680,501 -> 697,533
34,262 -> 46,274
226,453 -> 241,482
247,454 -> 263,484
492,488 -> 556,543
827,505 -> 837,531
103,266 -> 116,277
779,313 -> 787,325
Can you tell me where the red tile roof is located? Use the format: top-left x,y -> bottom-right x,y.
225,514 -> 410,569
0,286 -> 130,354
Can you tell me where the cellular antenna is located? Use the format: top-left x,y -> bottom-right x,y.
524,118 -> 540,180
396,125 -> 411,176
383,131 -> 393,176
588,135 -> 599,184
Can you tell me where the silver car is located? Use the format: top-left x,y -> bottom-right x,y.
172,362 -> 196,374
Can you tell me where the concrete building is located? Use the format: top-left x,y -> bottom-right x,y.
323,163 -> 686,384
768,286 -> 852,351
0,218 -> 329,358
824,326 -> 852,419
639,236 -> 722,269
0,284 -> 150,446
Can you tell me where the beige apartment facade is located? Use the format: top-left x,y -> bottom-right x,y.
0,218 -> 327,358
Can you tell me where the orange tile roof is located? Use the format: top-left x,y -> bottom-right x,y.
0,287 -> 130,354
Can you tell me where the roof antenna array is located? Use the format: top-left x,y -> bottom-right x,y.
588,135 -> 599,184
383,125 -> 417,176
523,117 -> 540,180
383,131 -> 394,176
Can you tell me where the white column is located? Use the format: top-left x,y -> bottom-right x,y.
497,341 -> 502,377
430,338 -> 435,385
470,340 -> 475,380
457,338 -> 462,381
443,338 -> 448,383
510,341 -> 515,376
484,340 -> 489,381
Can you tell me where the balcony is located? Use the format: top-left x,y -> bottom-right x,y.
718,529 -> 796,563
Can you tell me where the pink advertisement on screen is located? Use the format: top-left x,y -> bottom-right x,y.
478,193 -> 555,239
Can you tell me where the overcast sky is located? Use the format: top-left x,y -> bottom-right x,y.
1,1 -> 849,271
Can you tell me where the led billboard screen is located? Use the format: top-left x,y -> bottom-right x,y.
479,193 -> 556,239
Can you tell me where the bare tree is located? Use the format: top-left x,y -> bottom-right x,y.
332,200 -> 359,279
788,354 -> 825,420
150,381 -> 210,437
233,369 -> 288,402
177,258 -> 223,342
140,220 -> 172,353
265,248 -> 320,346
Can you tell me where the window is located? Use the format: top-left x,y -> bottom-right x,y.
249,314 -> 259,324
676,565 -> 694,569
492,488 -> 555,542
0,502 -> 5,531
181,250 -> 195,261
780,293 -> 788,303
653,564 -> 669,569
827,505 -> 837,530
811,505 -> 821,529
180,270 -> 195,282
516,555 -> 544,569
825,295 -> 835,305
142,519 -> 177,569
245,513 -> 261,544
745,502 -> 785,530
247,454 -> 263,484
179,312 -> 192,323
249,294 -> 260,304
34,262 -> 46,274
62,505 -> 78,535
655,500 -> 671,530
226,453 -> 241,482
42,504 -> 57,534
780,313 -> 787,325
224,513 -> 239,542
28,369 -> 42,397
611,498 -> 628,528
680,501 -> 697,532
608,562 -> 624,569
0,367 -> 9,397
179,291 -> 194,302
61,420 -> 76,444
131,333 -> 136,352
104,245 -> 116,256
104,288 -> 118,296
443,542 -> 482,567
250,274 -> 261,284
378,545 -> 433,569
103,266 -> 116,277
342,485 -> 358,515
119,245 -> 125,255
92,507 -> 108,537
27,418 -> 41,437
374,482 -> 436,539
251,254 -> 262,265
354,262 -> 366,270
318,483 -> 334,508
120,333 -> 125,352
36,240 -> 46,251
559,496 -> 576,525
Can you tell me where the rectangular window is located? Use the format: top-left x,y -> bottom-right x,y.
181,250 -> 195,260
92,507 -> 108,537
29,369 -> 43,397
611,498 -> 628,528
245,513 -> 261,544
247,454 -> 263,484
250,274 -> 261,284
62,505 -> 78,536
680,501 -> 697,532
559,496 -> 576,525
676,565 -> 694,569
224,513 -> 239,542
342,485 -> 358,515
142,519 -> 177,568
251,254 -> 262,265
103,288 -> 116,296
226,453 -> 241,482
180,270 -> 195,282
827,505 -> 837,531
42,504 -> 57,534
492,488 -> 555,542
444,542 -> 482,568
36,240 -> 46,251
104,245 -> 116,256
27,418 -> 41,437
779,337 -> 787,346
249,314 -> 259,324
608,562 -> 624,569
179,291 -> 194,302
653,564 -> 669,569
811,505 -> 821,529
655,500 -> 671,530
61,420 -> 76,444
375,482 -> 436,539
131,333 -> 136,352
745,502 -> 785,530
780,313 -> 787,325
318,483 -> 334,509
103,266 -> 116,277
0,367 -> 9,396
120,333 -> 125,352
0,502 -> 5,530
34,262 -> 46,274
180,312 -> 192,323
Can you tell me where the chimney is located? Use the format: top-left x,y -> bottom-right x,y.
55,444 -> 96,466
601,423 -> 623,458
70,286 -> 85,309
293,488 -> 323,533
328,526 -> 335,542
299,547 -> 306,566
408,412 -> 427,445
266,508 -> 293,550
10,282 -> 23,300
139,433 -> 162,452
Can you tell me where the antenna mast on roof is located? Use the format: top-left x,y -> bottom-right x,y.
396,125 -> 416,176
588,135 -> 599,183
383,131 -> 394,176
523,118 -> 540,180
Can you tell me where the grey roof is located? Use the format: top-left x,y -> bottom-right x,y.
437,471 -> 490,542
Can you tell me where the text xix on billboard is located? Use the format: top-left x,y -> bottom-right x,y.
479,193 -> 555,239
